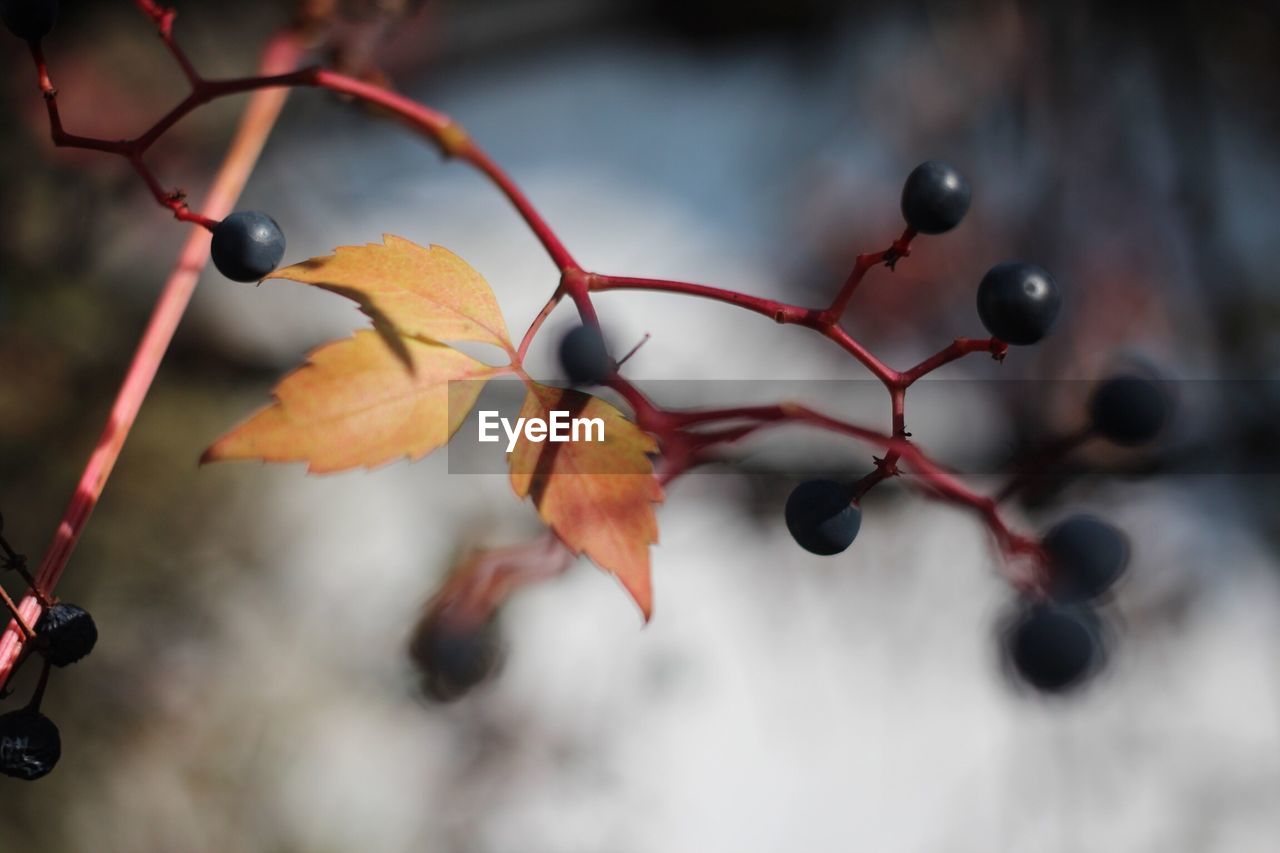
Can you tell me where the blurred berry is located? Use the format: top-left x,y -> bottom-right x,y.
410,614 -> 503,701
0,709 -> 61,781
1043,515 -> 1130,602
1003,602 -> 1105,693
1089,374 -> 1171,445
558,324 -> 613,386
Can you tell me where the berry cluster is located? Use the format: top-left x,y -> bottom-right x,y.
780,164 -> 1169,695
0,515 -> 98,780
784,160 -> 1058,558
999,375 -> 1169,692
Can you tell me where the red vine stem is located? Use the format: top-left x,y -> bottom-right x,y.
135,0 -> 201,86
589,273 -> 904,382
600,373 -> 1038,579
994,428 -> 1092,504
455,142 -> 578,272
901,337 -> 1008,386
0,588 -> 33,640
429,532 -> 573,626
820,226 -> 915,322
666,403 -> 1041,572
1,3 -> 1041,653
0,30 -> 308,692
29,40 -> 579,268
590,273 -> 816,324
518,289 -> 563,362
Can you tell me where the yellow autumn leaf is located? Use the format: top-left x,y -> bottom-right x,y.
508,384 -> 664,619
269,236 -> 513,351
203,330 -> 494,474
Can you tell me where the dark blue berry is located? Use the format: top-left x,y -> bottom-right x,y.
558,324 -> 613,386
35,602 -> 97,667
1,0 -> 58,42
1042,515 -> 1129,603
410,615 -> 503,702
0,709 -> 60,781
784,479 -> 861,556
900,160 -> 971,235
976,261 -> 1061,345
1003,602 -> 1104,693
1089,374 -> 1170,446
210,211 -> 286,282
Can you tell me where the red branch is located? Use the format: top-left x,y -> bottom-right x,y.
1,3 -> 1040,667
901,337 -> 1008,386
428,533 -> 573,626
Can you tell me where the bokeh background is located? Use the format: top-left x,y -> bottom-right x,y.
3,0 -> 1280,850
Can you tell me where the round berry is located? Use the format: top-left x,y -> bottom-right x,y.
558,323 -> 613,386
410,615 -> 503,702
1003,603 -> 1104,693
976,261 -> 1061,345
1042,515 -> 1129,603
35,602 -> 97,667
784,479 -> 861,556
0,709 -> 61,781
900,160 -> 971,235
1089,374 -> 1170,446
210,211 -> 286,282
1,0 -> 58,42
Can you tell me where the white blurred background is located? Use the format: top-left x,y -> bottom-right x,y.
2,1 -> 1279,850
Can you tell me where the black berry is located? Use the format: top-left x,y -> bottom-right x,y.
558,324 -> 613,386
1089,374 -> 1170,446
35,602 -> 97,667
784,479 -> 861,556
976,261 -> 1061,345
1,0 -> 58,42
900,160 -> 971,235
0,709 -> 61,781
210,211 -> 286,282
410,615 -> 503,702
1042,515 -> 1129,603
1003,603 -> 1104,693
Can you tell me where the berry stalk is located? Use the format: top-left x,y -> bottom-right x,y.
899,337 -> 1008,386
133,0 -> 201,86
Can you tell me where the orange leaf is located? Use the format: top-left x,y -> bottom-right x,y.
204,330 -> 494,474
508,384 -> 663,619
269,237 -> 513,351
